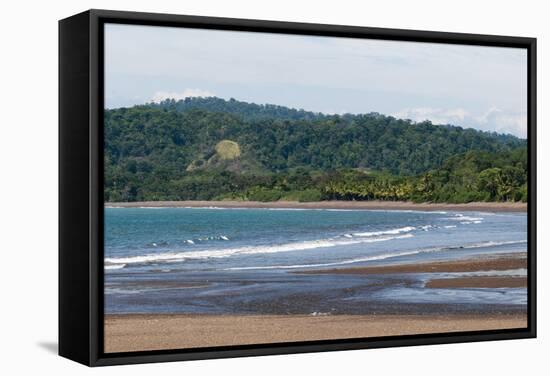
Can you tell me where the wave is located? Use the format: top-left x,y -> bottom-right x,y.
105,264 -> 126,270
353,226 -> 416,237
195,235 -> 229,244
143,235 -> 230,248
104,233 -> 414,266
225,249 -> 431,271
463,239 -> 526,248
445,214 -> 484,222
119,225 -> 425,254
224,239 -> 527,271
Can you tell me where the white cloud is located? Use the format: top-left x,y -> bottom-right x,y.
105,24 -> 527,137
151,89 -> 215,102
475,107 -> 527,138
393,107 -> 526,138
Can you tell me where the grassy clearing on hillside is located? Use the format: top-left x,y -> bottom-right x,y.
215,140 -> 241,160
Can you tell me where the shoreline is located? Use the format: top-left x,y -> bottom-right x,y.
105,200 -> 527,212
425,276 -> 527,289
104,313 -> 527,353
298,252 -> 527,276
297,252 -> 527,289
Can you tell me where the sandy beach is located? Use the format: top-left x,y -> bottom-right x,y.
104,313 -> 527,353
106,200 -> 527,212
104,251 -> 528,353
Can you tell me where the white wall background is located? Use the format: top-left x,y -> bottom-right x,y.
0,0 -> 546,374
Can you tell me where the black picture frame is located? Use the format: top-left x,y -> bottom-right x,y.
59,9 -> 537,367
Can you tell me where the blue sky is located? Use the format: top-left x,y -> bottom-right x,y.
105,23 -> 528,138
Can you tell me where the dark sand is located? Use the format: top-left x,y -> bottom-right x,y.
104,313 -> 527,353
106,200 -> 526,212
298,253 -> 527,275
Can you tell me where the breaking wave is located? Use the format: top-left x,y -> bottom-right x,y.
104,233 -> 414,267
224,239 -> 527,271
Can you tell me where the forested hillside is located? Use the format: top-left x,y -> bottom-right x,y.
104,97 -> 527,203
150,96 -> 325,122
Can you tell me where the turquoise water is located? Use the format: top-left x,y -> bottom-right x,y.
104,207 -> 527,314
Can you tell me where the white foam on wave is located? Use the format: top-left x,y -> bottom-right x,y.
225,249 -> 430,271
466,239 -> 527,248
446,214 -> 484,222
104,233 -> 414,266
194,235 -> 230,243
224,239 -> 527,271
105,264 -> 126,270
353,226 -> 416,237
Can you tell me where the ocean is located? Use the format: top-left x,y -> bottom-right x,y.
104,207 -> 527,315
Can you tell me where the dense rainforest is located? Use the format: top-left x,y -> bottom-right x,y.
104,97 -> 528,203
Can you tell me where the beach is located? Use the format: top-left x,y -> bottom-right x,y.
104,313 -> 526,352
106,200 -> 527,212
104,251 -> 528,353
104,206 -> 528,353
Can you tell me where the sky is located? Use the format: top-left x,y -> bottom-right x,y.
105,23 -> 528,138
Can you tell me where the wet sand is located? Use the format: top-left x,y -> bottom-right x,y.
298,252 -> 527,290
426,276 -> 527,288
298,252 -> 527,275
104,313 -> 527,353
106,200 -> 526,212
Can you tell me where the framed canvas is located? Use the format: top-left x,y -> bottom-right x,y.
59,9 -> 536,366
